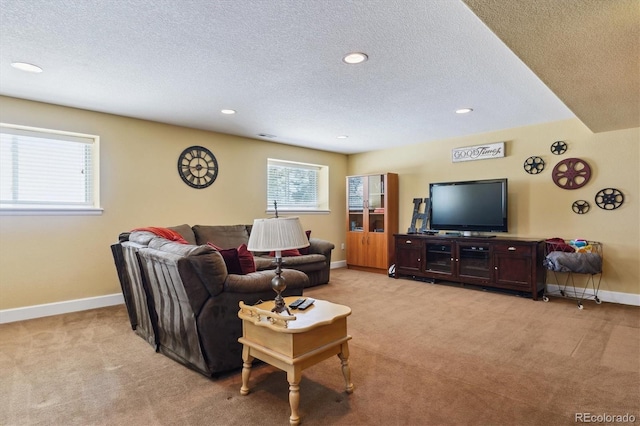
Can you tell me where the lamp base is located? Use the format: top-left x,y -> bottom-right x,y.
272,294 -> 291,315
271,258 -> 291,315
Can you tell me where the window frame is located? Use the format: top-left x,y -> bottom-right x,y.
266,158 -> 330,215
0,123 -> 102,216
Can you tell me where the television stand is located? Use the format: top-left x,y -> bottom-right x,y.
394,234 -> 545,299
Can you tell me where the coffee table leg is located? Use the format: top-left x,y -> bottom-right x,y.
338,342 -> 354,394
240,346 -> 253,396
287,369 -> 301,426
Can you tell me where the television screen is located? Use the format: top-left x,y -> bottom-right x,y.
429,178 -> 508,233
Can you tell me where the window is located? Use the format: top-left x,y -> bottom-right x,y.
267,159 -> 329,213
0,123 -> 101,215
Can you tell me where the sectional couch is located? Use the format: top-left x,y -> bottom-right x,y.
110,224 -> 334,377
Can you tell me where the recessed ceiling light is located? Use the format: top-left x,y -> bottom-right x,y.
455,108 -> 473,114
11,62 -> 43,73
221,109 -> 236,114
337,135 -> 349,139
342,52 -> 368,64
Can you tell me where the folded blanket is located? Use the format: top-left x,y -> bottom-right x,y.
131,227 -> 188,244
543,251 -> 602,274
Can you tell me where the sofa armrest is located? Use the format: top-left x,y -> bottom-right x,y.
224,269 -> 308,293
308,238 -> 335,256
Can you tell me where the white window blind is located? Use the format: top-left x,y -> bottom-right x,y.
267,159 -> 321,210
0,124 -> 100,213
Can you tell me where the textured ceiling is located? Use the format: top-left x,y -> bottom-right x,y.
464,0 -> 640,134
0,0 -> 634,154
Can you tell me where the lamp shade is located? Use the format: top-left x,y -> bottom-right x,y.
247,217 -> 310,252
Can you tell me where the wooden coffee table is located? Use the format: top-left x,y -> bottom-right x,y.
238,297 -> 354,425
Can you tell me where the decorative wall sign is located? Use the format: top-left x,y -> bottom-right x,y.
523,156 -> 545,174
572,200 -> 590,214
552,157 -> 591,189
595,188 -> 624,210
550,141 -> 567,155
451,142 -> 504,163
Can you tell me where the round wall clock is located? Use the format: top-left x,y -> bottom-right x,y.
177,145 -> 219,188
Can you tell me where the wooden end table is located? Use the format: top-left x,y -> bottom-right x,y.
238,297 -> 354,425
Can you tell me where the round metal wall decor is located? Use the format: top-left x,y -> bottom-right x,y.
523,156 -> 545,174
572,200 -> 590,214
595,188 -> 624,210
552,157 -> 591,189
550,140 -> 567,155
177,145 -> 219,189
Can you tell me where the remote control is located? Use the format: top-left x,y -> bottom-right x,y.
297,298 -> 315,310
289,298 -> 306,309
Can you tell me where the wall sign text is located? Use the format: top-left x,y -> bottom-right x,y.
452,142 -> 505,163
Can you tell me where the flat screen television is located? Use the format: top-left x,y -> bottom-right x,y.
429,178 -> 508,234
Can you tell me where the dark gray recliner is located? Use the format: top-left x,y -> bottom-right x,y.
112,233 -> 307,377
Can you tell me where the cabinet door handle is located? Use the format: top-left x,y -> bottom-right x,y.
494,266 -> 498,270
508,246 -> 516,251
405,240 -> 412,244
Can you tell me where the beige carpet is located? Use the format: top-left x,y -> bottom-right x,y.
1,268 -> 639,425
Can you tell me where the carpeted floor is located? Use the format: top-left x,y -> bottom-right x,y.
1,268 -> 639,425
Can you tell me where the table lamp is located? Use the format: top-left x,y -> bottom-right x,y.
247,216 -> 310,314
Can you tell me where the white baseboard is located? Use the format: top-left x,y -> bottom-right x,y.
544,284 -> 639,306
0,293 -> 125,324
331,260 -> 347,269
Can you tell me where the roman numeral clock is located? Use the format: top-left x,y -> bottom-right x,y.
177,146 -> 219,189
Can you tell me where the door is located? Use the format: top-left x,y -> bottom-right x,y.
493,244 -> 532,289
395,237 -> 423,276
457,243 -> 491,284
424,241 -> 454,278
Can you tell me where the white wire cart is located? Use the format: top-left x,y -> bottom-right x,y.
542,240 -> 603,309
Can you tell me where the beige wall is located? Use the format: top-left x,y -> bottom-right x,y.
348,119 -> 640,295
1,95 -> 638,311
0,96 -> 348,310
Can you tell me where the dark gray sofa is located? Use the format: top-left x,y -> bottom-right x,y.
110,230 -> 308,377
184,224 -> 335,287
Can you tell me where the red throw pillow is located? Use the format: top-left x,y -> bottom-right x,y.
207,242 -> 256,274
269,249 -> 301,257
237,244 -> 256,274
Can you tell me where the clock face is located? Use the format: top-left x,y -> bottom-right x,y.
177,146 -> 218,188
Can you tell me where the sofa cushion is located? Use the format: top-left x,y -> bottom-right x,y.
169,224 -> 197,245
299,230 -> 312,255
193,225 -> 249,248
254,254 -> 326,273
148,239 -> 227,297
